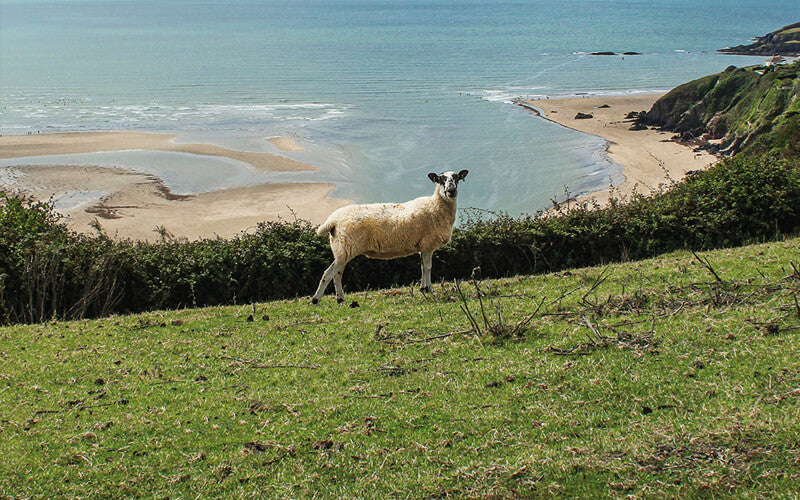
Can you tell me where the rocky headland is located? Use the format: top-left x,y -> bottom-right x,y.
633,61 -> 800,157
718,22 -> 800,56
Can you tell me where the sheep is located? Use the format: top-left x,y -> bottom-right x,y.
312,169 -> 469,304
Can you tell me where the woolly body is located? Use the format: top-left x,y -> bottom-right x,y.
316,186 -> 456,261
312,170 -> 468,303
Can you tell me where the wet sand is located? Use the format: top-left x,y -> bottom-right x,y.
0,132 -> 350,240
268,136 -> 306,152
2,164 -> 349,241
0,131 -> 315,172
521,94 -> 719,207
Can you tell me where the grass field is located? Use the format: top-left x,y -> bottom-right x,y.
1,237 -> 799,497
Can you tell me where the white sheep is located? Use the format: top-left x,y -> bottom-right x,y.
312,170 -> 469,303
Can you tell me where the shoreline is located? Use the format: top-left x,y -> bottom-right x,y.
520,93 -> 719,207
1,95 -> 720,239
0,132 -> 351,241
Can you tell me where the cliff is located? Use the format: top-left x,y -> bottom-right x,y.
640,61 -> 800,157
718,22 -> 800,56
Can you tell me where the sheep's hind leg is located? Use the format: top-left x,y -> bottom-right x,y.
420,251 -> 434,293
312,260 -> 344,304
333,266 -> 346,303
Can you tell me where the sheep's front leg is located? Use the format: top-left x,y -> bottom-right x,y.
312,260 -> 344,304
420,251 -> 434,292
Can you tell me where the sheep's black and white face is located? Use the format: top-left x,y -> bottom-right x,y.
428,170 -> 469,199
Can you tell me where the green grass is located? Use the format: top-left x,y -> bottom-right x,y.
2,237 -> 799,497
778,27 -> 800,36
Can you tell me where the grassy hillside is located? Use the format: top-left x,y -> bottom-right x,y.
643,61 -> 800,156
2,236 -> 799,497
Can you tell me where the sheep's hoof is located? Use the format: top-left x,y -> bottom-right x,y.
311,298 -> 319,305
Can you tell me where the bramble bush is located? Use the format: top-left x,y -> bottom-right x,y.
1,152 -> 798,324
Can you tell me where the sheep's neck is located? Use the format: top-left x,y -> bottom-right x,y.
432,185 -> 458,222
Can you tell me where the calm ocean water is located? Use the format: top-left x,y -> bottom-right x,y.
1,0 -> 798,215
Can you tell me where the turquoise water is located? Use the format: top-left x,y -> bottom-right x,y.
1,0 -> 797,215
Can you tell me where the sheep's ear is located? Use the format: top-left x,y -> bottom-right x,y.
428,173 -> 439,183
457,169 -> 469,180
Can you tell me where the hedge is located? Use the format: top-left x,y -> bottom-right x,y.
1,152 -> 798,324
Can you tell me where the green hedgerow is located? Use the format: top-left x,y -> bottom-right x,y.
0,152 -> 798,325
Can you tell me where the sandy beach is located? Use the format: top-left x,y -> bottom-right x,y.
0,132 -> 350,240
521,94 -> 719,207
1,97 -> 718,239
0,132 -> 315,172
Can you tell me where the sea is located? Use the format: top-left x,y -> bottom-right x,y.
2,0 -> 798,216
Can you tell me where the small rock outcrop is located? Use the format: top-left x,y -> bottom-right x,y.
589,51 -> 641,56
628,122 -> 647,131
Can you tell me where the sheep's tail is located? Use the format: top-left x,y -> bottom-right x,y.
316,219 -> 336,238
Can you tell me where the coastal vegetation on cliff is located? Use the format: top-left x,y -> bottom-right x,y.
641,60 -> 800,156
718,21 -> 800,56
